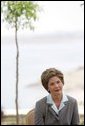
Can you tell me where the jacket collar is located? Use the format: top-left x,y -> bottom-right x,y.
47,93 -> 68,104
46,93 -> 68,114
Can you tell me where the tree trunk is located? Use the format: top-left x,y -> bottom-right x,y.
15,22 -> 19,125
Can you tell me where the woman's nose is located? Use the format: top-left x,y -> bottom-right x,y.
54,83 -> 59,87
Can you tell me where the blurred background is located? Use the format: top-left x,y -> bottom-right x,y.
1,1 -> 84,125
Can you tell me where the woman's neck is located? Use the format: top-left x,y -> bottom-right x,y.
52,94 -> 63,109
52,93 -> 63,102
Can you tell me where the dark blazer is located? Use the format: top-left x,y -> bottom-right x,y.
35,95 -> 80,125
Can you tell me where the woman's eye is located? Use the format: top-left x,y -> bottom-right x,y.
50,83 -> 54,86
49,80 -> 61,86
56,80 -> 60,84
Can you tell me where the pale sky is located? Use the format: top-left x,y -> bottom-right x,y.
1,1 -> 84,36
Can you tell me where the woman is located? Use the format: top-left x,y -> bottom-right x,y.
35,68 -> 80,125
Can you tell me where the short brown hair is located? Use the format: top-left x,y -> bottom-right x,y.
41,68 -> 64,91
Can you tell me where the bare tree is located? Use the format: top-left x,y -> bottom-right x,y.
1,1 -> 40,124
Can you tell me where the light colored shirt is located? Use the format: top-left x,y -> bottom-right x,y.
47,94 -> 68,114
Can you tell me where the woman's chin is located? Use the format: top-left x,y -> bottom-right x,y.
54,90 -> 61,95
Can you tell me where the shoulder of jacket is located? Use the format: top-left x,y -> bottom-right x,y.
36,96 -> 47,105
35,96 -> 47,116
67,95 -> 77,103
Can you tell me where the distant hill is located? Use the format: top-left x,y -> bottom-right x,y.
1,31 -> 84,45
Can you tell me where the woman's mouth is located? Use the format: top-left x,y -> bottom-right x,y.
54,89 -> 60,92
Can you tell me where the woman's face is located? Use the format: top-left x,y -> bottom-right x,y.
48,76 -> 63,96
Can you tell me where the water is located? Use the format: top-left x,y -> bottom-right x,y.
1,33 -> 84,114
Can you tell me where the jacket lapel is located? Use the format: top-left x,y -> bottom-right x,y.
48,104 -> 60,120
